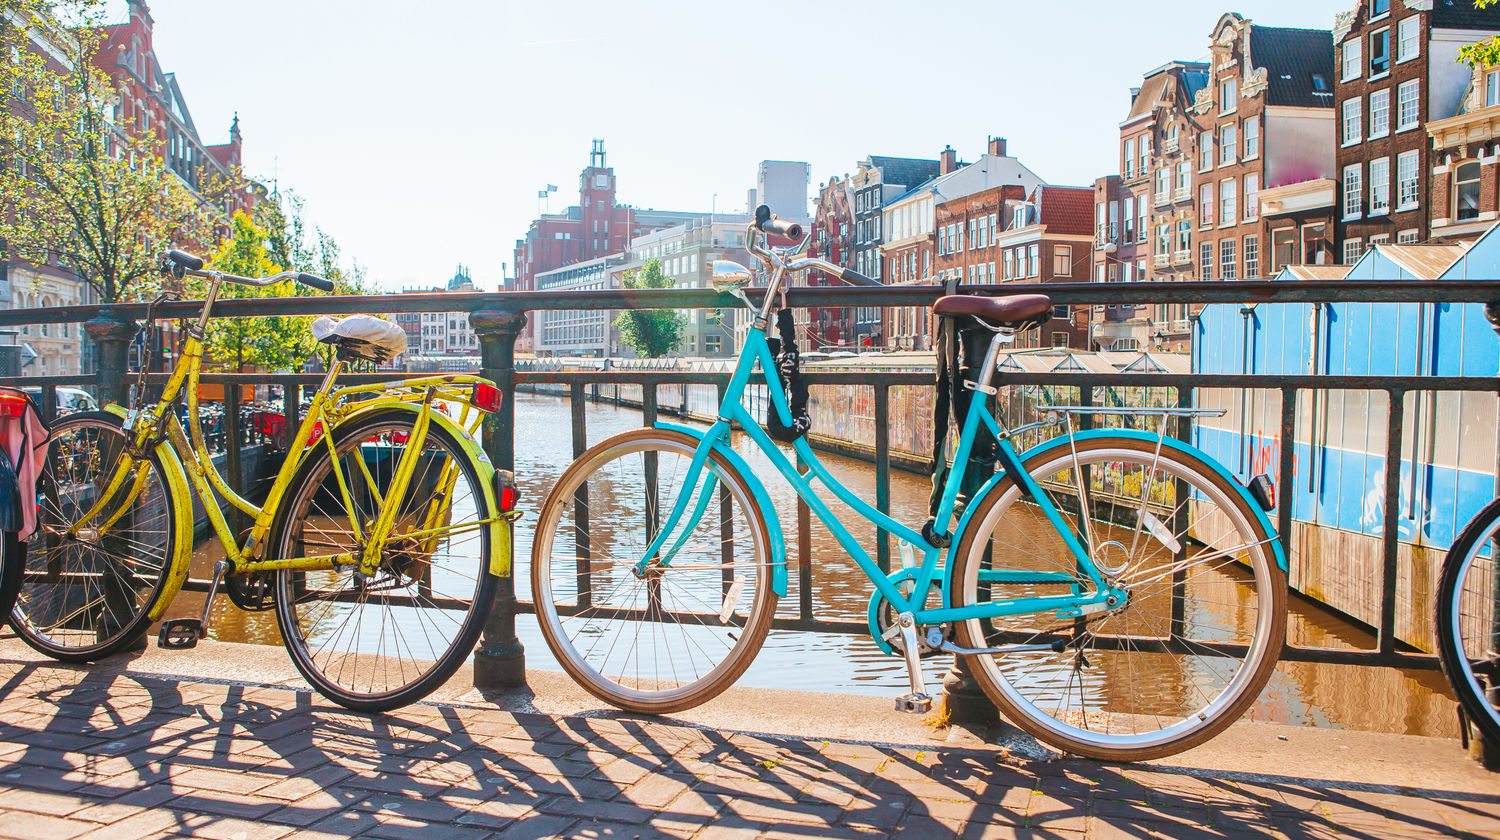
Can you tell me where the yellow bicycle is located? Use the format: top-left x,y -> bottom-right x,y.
10,250 -> 518,711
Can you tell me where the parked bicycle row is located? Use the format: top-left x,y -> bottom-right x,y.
0,209 -> 1494,765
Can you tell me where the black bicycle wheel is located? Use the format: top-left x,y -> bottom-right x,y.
1436,497 -> 1500,747
268,409 -> 499,712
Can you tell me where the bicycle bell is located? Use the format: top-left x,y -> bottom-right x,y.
711,260 -> 753,294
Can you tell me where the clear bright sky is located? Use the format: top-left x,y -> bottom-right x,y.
109,0 -> 1348,291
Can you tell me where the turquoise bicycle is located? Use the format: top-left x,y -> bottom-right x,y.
531,207 -> 1288,761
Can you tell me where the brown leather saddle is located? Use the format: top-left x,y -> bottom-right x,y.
931,294 -> 1052,332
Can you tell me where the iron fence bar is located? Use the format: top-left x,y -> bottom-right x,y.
1380,387 -> 1406,656
570,382 -> 590,609
1278,385 -> 1298,591
874,383 -> 891,574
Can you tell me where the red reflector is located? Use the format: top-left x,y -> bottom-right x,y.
499,485 -> 518,512
0,395 -> 26,418
471,382 -> 504,413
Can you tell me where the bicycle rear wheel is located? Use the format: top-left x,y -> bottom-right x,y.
531,427 -> 777,714
1436,497 -> 1500,747
948,435 -> 1285,761
11,412 -> 180,661
269,410 -> 498,712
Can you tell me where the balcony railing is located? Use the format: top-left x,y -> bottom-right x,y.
1,277 -> 1497,709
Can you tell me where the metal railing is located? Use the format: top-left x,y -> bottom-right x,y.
2,278 -> 1499,699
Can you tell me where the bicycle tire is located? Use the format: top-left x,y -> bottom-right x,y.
531,427 -> 777,714
10,411 -> 181,662
268,409 -> 499,712
948,435 -> 1286,761
1436,496 -> 1500,747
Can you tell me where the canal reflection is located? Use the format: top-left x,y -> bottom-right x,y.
170,390 -> 1456,737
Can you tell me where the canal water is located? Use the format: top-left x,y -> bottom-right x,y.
177,391 -> 1458,738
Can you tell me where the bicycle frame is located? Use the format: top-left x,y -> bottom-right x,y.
69,310 -> 504,598
635,319 -> 1118,629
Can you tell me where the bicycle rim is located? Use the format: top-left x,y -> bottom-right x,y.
951,437 -> 1285,760
1437,499 -> 1500,746
531,428 -> 776,714
272,413 -> 497,711
12,413 -> 175,661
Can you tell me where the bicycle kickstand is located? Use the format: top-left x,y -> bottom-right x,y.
158,560 -> 229,650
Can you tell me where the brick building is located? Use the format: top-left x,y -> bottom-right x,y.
804,175 -> 857,347
1334,0 -> 1500,257
1193,14 -> 1336,305
933,184 -> 1028,286
1428,61 -> 1500,241
993,185 -> 1094,350
510,140 -> 703,351
848,155 -> 941,346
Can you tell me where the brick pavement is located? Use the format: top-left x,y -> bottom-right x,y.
0,659 -> 1495,840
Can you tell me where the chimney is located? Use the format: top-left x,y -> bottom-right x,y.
987,136 -> 1007,157
939,145 -> 957,175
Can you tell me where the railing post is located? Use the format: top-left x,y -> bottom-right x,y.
83,313 -> 137,408
471,308 -> 527,690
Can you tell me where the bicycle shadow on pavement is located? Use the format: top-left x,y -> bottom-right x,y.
0,657 -> 1493,839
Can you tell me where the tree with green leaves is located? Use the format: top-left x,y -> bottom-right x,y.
1461,1 -> 1500,66
614,259 -> 684,358
0,1 -> 213,303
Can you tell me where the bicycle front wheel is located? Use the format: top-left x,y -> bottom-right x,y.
1436,497 -> 1500,747
949,435 -> 1286,761
531,427 -> 777,714
11,412 -> 180,661
269,410 -> 498,712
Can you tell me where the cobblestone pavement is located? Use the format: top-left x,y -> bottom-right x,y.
0,661 -> 1496,840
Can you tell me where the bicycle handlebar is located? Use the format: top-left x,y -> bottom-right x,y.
161,249 -> 334,293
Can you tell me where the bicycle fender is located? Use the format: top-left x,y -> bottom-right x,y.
339,402 -> 510,577
654,421 -> 787,597
943,430 -> 1288,609
102,404 -> 197,621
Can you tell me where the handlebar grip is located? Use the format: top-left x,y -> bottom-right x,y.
839,267 -> 881,287
757,217 -> 802,239
297,273 -> 335,293
166,249 -> 203,271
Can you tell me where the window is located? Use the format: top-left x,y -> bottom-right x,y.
1244,174 -> 1259,221
1244,235 -> 1259,279
1122,196 -> 1134,241
1343,38 -> 1363,81
1343,164 -> 1363,218
1177,220 -> 1191,254
1200,241 -> 1214,280
1369,157 -> 1390,215
1371,0 -> 1390,18
1200,131 -> 1214,171
1397,15 -> 1419,62
1027,244 -> 1039,277
1244,117 -> 1260,159
1221,124 -> 1237,165
1398,229 -> 1419,244
1456,161 -> 1482,221
1002,250 -> 1013,280
1273,228 -> 1296,271
1343,238 -> 1364,265
1053,304 -> 1071,319
1490,70 -> 1500,108
1220,239 -> 1238,280
1200,183 -> 1215,227
1053,245 -> 1072,276
1370,28 -> 1390,76
1398,80 -> 1420,129
1051,332 -> 1070,349
1157,223 -> 1171,255
1155,167 -> 1169,200
1220,77 -> 1237,114
1397,150 -> 1419,210
1123,138 -> 1135,179
1176,160 -> 1191,196
1220,179 -> 1237,226
1369,89 -> 1390,138
1137,199 -> 1148,242
1342,98 -> 1362,145
1140,137 -> 1150,172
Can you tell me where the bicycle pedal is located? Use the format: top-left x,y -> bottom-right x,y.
158,619 -> 204,650
895,693 -> 933,714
